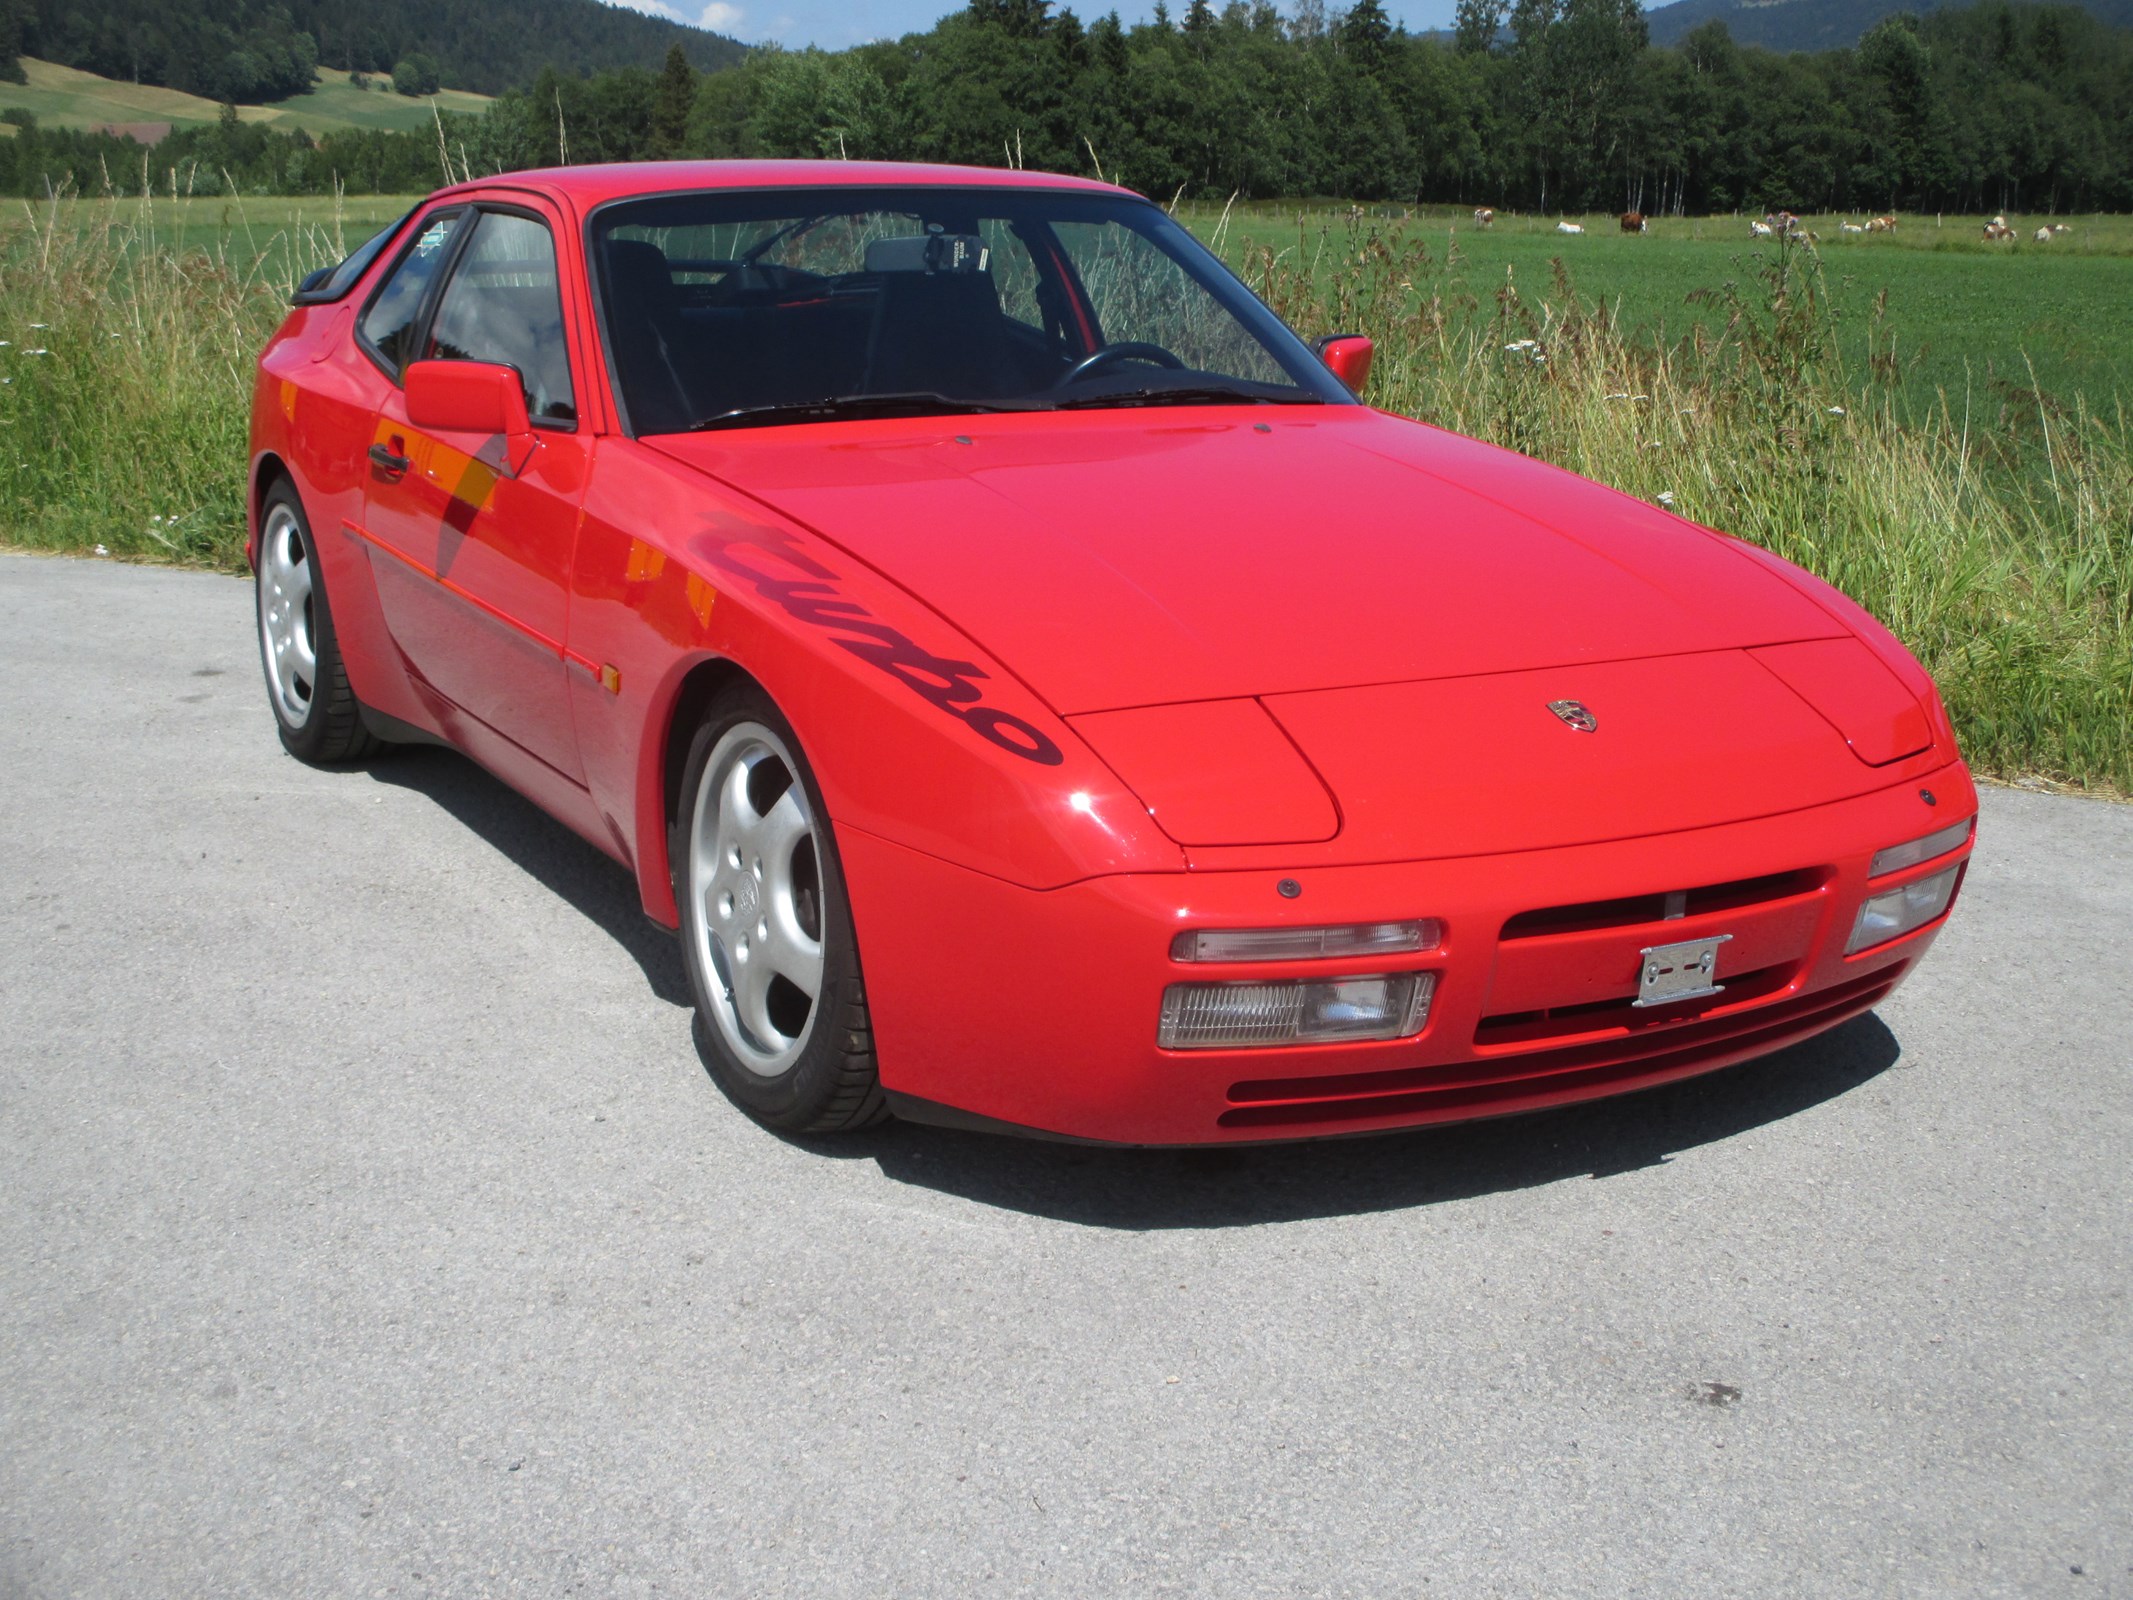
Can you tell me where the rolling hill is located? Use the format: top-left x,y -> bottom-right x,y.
1644,0 -> 2133,50
10,0 -> 746,103
0,58 -> 492,138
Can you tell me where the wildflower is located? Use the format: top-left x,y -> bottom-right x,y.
25,349 -> 48,356
1656,491 -> 1677,507
1504,339 -> 1537,353
1827,405 -> 1846,416
28,323 -> 48,330
94,544 -> 109,556
0,340 -> 10,347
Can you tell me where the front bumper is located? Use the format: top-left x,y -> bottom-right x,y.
840,762 -> 1976,1145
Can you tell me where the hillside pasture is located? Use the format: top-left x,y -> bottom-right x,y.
0,59 -> 492,140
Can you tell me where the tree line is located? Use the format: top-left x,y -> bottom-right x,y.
4,0 -> 2130,214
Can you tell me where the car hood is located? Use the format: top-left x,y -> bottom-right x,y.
650,406 -> 1844,716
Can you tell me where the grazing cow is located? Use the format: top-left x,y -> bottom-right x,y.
2052,223 -> 2071,235
2035,226 -> 2053,243
1867,214 -> 1897,233
1619,211 -> 1648,233
1556,220 -> 1585,234
1749,219 -> 1774,238
1840,221 -> 1865,234
1983,220 -> 2015,241
1473,207 -> 1495,229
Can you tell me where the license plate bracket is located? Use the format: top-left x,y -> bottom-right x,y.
1633,933 -> 1732,1008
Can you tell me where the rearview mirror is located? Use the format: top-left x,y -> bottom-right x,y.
1314,334 -> 1374,395
405,359 -> 531,438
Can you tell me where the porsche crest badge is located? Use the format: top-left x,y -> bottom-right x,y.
1547,699 -> 1598,733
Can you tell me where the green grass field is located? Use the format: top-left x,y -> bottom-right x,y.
0,58 -> 492,139
0,193 -> 2126,792
1193,204 -> 2133,414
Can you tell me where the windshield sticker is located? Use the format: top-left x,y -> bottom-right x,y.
416,221 -> 453,256
706,536 -> 1064,767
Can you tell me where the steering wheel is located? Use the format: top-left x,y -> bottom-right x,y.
1053,341 -> 1186,389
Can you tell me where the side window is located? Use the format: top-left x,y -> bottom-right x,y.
424,211 -> 577,425
359,209 -> 465,377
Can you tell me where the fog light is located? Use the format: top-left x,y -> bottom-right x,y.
1847,864 -> 1960,954
1157,972 -> 1435,1050
1170,920 -> 1441,963
1869,819 -> 1972,878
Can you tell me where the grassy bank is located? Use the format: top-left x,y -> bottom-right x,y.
0,196 -> 2126,793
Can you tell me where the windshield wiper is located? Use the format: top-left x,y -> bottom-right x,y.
685,393 -> 1040,432
1054,383 -> 1325,411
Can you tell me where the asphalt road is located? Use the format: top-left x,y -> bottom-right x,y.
2,550 -> 2128,1600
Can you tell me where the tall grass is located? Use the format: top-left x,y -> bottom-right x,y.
0,199 -> 2125,793
0,191 -> 350,563
1240,220 -> 2133,794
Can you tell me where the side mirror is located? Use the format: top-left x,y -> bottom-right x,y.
405,359 -> 531,438
1314,334 -> 1374,395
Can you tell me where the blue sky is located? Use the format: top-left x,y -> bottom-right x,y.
611,0 -> 1461,53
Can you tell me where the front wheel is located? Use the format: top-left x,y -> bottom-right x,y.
255,480 -> 381,764
673,687 -> 884,1134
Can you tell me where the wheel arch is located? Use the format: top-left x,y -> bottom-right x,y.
637,652 -> 761,928
247,450 -> 293,570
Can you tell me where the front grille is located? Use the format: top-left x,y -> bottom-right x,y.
1217,965 -> 1902,1132
1479,864 -> 1833,1047
1498,868 -> 1829,942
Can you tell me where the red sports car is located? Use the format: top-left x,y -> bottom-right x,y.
248,161 -> 1975,1144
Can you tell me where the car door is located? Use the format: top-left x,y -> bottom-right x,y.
357,201 -> 592,782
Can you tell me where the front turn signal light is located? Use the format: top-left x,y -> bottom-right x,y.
1847,865 -> 1961,954
1157,973 -> 1435,1050
1868,819 -> 1973,878
1170,920 -> 1441,963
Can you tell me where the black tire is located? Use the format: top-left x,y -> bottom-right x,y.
672,684 -> 885,1135
254,478 -> 382,765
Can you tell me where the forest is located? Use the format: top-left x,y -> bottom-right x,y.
3,0 -> 2129,213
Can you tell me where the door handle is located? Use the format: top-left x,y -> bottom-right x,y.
368,442 -> 410,475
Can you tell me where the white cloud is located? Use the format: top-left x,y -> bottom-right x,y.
698,1 -> 746,29
608,0 -> 688,19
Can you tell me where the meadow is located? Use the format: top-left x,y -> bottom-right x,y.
0,59 -> 492,139
0,193 -> 2126,794
1193,203 -> 2133,414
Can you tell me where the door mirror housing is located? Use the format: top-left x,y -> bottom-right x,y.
1314,334 -> 1374,395
405,359 -> 532,438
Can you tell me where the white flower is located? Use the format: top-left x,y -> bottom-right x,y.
1827,405 -> 1846,416
25,348 -> 48,356
94,544 -> 109,556
28,323 -> 48,330
1656,491 -> 1677,507
0,340 -> 10,347
151,515 -> 163,524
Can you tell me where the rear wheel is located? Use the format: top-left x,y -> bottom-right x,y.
255,480 -> 380,764
674,687 -> 884,1134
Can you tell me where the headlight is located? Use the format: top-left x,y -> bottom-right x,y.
1869,819 -> 1972,878
1170,920 -> 1441,963
1847,864 -> 1961,954
1158,973 -> 1435,1050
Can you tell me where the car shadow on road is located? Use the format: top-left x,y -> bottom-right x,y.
359,745 -> 692,1008
807,1016 -> 1903,1229
341,744 -> 1902,1228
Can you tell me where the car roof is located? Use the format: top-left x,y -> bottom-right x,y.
430,160 -> 1137,210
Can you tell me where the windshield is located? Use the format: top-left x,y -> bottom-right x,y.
590,186 -> 1349,434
